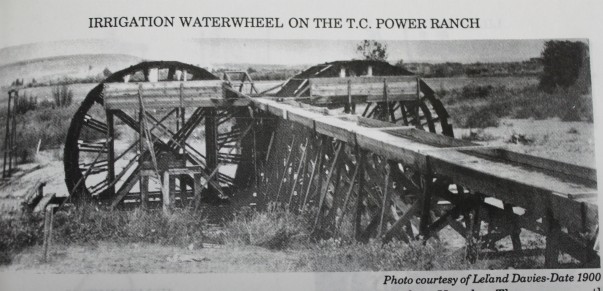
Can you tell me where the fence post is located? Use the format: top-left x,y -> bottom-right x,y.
43,204 -> 57,262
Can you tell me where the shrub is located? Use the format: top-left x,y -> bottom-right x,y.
0,214 -> 44,264
53,207 -> 206,247
223,210 -> 311,249
464,110 -> 500,128
0,207 -> 208,264
448,85 -> 593,127
460,129 -> 495,141
52,84 -> 73,108
14,105 -> 76,163
461,85 -> 493,99
14,94 -> 38,114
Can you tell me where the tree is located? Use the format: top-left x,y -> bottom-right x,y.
52,84 -> 73,107
356,40 -> 388,61
103,67 -> 112,77
539,40 -> 589,92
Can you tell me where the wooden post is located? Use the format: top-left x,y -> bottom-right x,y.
307,136 -> 327,209
314,141 -> 342,228
162,171 -> 171,214
106,111 -> 115,195
545,212 -> 561,268
169,175 -> 177,207
275,136 -> 296,204
415,77 -> 421,128
377,163 -> 392,238
288,139 -> 309,209
3,91 -> 13,178
264,131 -> 275,163
324,154 -> 345,233
193,172 -> 202,209
336,158 -> 360,231
504,203 -> 522,251
383,79 -> 393,122
179,107 -> 187,199
10,93 -> 18,173
301,138 -> 323,211
419,174 -> 433,236
205,108 -> 218,197
344,79 -> 351,113
138,85 -> 148,209
43,205 -> 57,262
466,194 -> 482,262
354,150 -> 366,241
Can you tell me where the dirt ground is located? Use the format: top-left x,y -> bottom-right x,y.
2,242 -> 306,273
455,117 -> 596,167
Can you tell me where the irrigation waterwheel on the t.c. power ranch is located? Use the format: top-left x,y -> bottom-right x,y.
62,60 -> 599,267
64,60 -> 465,241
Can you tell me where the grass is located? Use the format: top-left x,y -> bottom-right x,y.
221,210 -> 311,249
442,84 -> 593,128
0,213 -> 44,264
0,87 -> 114,164
11,105 -> 77,163
52,207 -> 207,247
0,207 -> 207,264
1,206 -> 521,272
4,242 -> 304,273
296,239 -> 486,271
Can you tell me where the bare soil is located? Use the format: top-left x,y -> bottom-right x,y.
2,242 -> 305,273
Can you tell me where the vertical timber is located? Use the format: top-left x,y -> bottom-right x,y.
205,108 -> 219,197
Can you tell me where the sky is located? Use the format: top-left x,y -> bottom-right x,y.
0,38 -> 555,67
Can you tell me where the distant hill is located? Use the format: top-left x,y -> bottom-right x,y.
0,54 -> 143,88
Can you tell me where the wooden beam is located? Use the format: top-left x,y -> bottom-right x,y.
545,212 -> 561,268
288,138 -> 309,208
377,163 -> 392,238
104,81 -> 249,109
383,200 -> 421,242
106,112 -> 115,196
308,76 -> 419,102
354,150 -> 367,241
205,108 -> 219,197
315,141 -> 343,228
301,138 -> 323,211
275,136 -> 297,203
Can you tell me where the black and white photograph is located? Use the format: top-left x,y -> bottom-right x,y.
0,0 -> 602,290
0,38 -> 597,273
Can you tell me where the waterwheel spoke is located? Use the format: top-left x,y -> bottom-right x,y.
79,160 -> 108,175
83,114 -> 108,133
78,140 -> 108,153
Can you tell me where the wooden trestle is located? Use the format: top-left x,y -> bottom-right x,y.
97,74 -> 598,267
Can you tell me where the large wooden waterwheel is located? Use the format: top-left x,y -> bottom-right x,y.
64,61 -> 259,208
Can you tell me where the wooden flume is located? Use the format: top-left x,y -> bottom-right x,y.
60,61 -> 598,268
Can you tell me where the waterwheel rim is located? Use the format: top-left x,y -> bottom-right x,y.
63,61 -> 253,205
